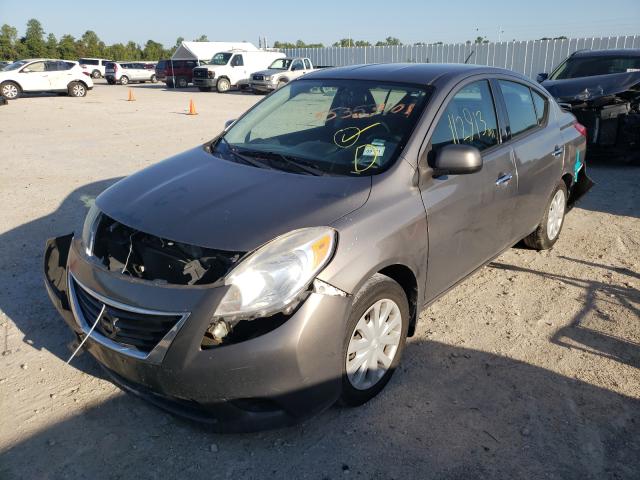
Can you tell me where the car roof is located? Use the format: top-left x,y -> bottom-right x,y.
20,58 -> 77,63
304,63 -> 529,87
571,49 -> 640,58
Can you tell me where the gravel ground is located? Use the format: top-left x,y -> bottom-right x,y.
0,81 -> 638,480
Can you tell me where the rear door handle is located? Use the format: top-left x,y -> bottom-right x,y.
496,173 -> 513,186
552,146 -> 564,157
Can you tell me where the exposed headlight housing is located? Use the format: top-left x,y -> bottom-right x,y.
214,227 -> 336,320
81,203 -> 101,256
207,70 -> 215,79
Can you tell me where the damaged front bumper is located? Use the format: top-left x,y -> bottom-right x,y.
44,236 -> 351,432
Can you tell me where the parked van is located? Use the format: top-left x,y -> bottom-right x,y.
78,58 -> 112,78
192,50 -> 285,92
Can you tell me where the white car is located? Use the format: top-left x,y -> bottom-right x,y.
192,50 -> 285,92
79,58 -> 112,78
0,59 -> 93,99
105,62 -> 158,85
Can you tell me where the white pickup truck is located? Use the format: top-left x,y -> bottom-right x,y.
249,57 -> 315,93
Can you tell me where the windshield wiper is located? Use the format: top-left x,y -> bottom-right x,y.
239,149 -> 327,176
217,137 -> 274,170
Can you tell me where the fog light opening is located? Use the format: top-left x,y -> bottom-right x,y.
205,319 -> 231,345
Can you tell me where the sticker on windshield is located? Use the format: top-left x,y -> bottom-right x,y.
363,139 -> 386,157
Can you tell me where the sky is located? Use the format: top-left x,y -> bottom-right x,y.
1,0 -> 639,47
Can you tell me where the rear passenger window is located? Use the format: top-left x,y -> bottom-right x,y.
531,89 -> 547,125
304,59 -> 311,69
231,55 -> 244,67
431,80 -> 499,152
499,80 -> 538,136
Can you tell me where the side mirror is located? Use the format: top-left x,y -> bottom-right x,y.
224,119 -> 236,130
432,144 -> 482,177
536,72 -> 549,83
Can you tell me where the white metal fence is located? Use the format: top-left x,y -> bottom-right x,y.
283,35 -> 640,78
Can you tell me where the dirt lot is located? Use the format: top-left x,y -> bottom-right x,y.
0,80 -> 638,480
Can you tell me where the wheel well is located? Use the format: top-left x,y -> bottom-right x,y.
562,173 -> 573,190
378,265 -> 418,337
1,80 -> 22,91
279,77 -> 289,83
68,80 -> 89,89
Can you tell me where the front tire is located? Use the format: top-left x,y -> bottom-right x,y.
150,74 -> 157,83
176,77 -> 188,88
119,76 -> 129,85
339,273 -> 409,406
523,181 -> 568,250
68,81 -> 87,97
216,77 -> 231,92
1,81 -> 20,99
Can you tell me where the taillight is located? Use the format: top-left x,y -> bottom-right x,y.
574,122 -> 587,137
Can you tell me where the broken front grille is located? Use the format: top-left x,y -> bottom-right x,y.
91,214 -> 243,286
71,277 -> 184,355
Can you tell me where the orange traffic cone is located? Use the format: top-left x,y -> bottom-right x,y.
187,99 -> 197,115
127,89 -> 135,101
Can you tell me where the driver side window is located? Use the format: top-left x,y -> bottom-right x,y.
231,55 -> 244,67
292,59 -> 304,71
431,80 -> 499,152
23,61 -> 46,73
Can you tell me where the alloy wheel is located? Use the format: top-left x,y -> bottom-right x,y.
2,83 -> 18,99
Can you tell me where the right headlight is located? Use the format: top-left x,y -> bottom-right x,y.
81,203 -> 101,256
214,227 -> 337,321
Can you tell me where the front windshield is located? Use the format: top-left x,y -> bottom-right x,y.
211,52 -> 232,66
269,58 -> 292,70
551,56 -> 640,80
4,60 -> 29,71
213,79 -> 431,176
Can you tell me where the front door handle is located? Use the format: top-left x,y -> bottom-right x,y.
496,173 -> 513,186
552,146 -> 564,157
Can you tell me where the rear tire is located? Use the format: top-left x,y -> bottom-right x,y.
216,77 -> 231,92
119,76 -> 129,85
0,81 -> 20,99
339,274 -> 409,406
68,81 -> 87,97
523,181 -> 567,250
177,77 -> 188,88
91,70 -> 100,79
198,86 -> 212,92
150,74 -> 157,83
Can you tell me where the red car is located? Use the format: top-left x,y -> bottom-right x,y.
155,59 -> 202,87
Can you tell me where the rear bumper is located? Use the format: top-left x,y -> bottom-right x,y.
43,235 -> 350,431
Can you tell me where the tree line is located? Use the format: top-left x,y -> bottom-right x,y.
0,19 -> 191,61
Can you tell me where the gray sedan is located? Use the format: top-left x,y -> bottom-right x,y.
44,63 -> 591,431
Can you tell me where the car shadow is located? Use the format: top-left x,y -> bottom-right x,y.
0,340 -> 638,479
577,160 -> 640,219
0,178 -> 122,376
490,259 -> 640,370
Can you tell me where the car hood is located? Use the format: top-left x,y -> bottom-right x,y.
542,71 -> 640,102
96,146 -> 371,252
253,68 -> 287,77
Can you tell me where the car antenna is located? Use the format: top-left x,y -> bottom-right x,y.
464,51 -> 475,64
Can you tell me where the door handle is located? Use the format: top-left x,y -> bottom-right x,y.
496,173 -> 513,186
552,146 -> 564,157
